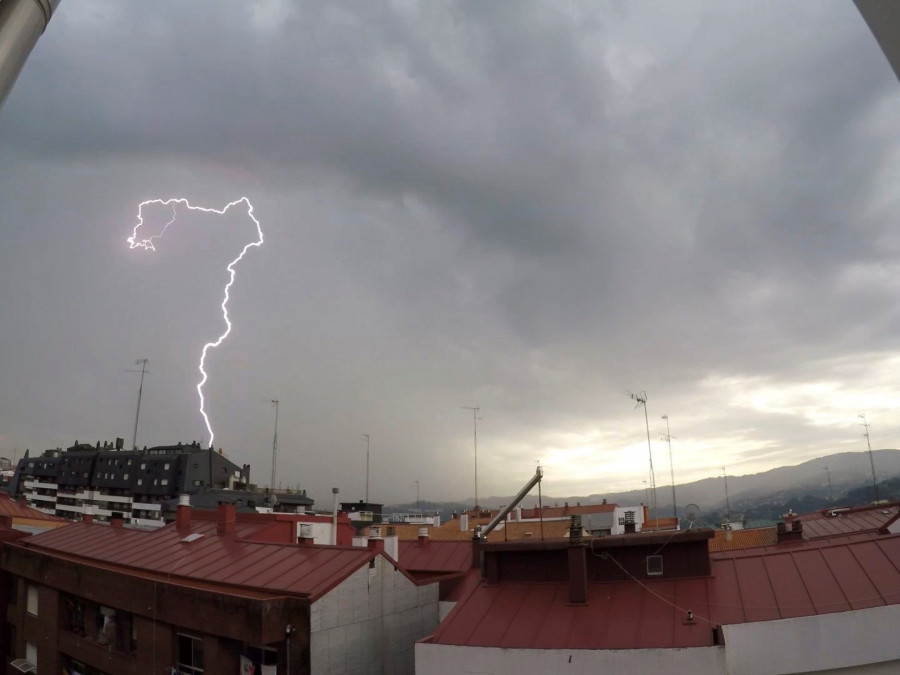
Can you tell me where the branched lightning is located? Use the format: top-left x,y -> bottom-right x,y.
127,197 -> 264,447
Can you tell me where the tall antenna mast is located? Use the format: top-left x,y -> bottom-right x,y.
363,433 -> 371,503
859,414 -> 879,502
269,399 -> 279,490
722,466 -> 731,521
462,406 -> 481,509
823,466 -> 833,502
131,359 -> 149,450
627,391 -> 657,522
661,415 -> 677,519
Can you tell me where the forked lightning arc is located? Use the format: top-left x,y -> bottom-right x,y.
127,197 -> 263,447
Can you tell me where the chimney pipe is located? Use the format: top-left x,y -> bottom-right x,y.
298,522 -> 315,546
367,525 -> 384,552
331,487 -> 339,546
460,513 -> 468,532
217,502 -> 236,535
417,526 -> 430,548
176,494 -> 191,531
82,506 -> 93,525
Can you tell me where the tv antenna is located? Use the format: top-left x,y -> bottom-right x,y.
268,399 -> 279,490
684,503 -> 701,529
859,414 -> 879,502
627,391 -> 657,522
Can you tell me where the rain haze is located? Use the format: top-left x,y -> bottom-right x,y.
1,1 -> 899,509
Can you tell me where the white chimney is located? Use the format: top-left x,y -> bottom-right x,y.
178,494 -> 191,507
460,513 -> 468,531
384,526 -> 399,562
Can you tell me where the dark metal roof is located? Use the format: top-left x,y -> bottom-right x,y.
429,532 -> 900,649
16,519 -> 380,602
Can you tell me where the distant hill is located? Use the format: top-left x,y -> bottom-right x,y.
407,449 -> 900,521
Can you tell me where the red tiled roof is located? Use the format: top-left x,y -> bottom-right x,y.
642,517 -> 680,532
709,526 -> 778,552
428,532 -> 900,649
519,503 -> 616,519
0,493 -> 66,522
16,520 -> 388,601
399,540 -> 471,574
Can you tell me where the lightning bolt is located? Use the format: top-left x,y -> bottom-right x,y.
127,197 -> 264,447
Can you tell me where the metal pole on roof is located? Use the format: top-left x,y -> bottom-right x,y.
722,467 -> 731,521
823,466 -> 834,502
269,400 -> 279,491
130,359 -> 149,451
628,391 -> 657,523
462,406 -> 481,509
363,433 -> 371,503
0,0 -> 61,112
859,414 -> 879,502
661,415 -> 677,519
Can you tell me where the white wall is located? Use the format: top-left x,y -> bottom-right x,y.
612,505 -> 645,534
311,555 -> 439,674
722,603 -> 900,675
415,643 -> 726,675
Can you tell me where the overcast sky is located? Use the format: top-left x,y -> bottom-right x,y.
1,1 -> 899,508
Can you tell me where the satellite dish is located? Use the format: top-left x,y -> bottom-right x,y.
684,503 -> 701,528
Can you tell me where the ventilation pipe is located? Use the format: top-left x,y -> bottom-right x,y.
417,527 -> 430,548
476,466 -> 543,540
0,0 -> 61,111
331,487 -> 339,545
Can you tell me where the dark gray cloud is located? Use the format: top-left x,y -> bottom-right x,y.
1,0 -> 899,505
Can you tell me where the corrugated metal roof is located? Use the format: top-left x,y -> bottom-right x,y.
428,532 -> 900,649
799,504 -> 899,539
709,526 -> 778,552
16,520 -> 379,602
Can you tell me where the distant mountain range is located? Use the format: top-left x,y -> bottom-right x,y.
386,449 -> 900,524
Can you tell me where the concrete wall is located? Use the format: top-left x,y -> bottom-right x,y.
310,556 -> 439,674
722,603 -> 900,675
415,643 -> 726,675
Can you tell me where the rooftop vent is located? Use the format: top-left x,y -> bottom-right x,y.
180,533 -> 203,543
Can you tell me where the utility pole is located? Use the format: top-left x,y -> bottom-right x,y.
269,400 -> 279,491
722,467 -> 731,522
627,391 -> 657,522
363,433 -> 371,503
859,414 -> 879,502
824,466 -> 834,502
131,359 -> 149,451
661,414 -> 677,519
415,480 -> 420,513
462,406 -> 482,509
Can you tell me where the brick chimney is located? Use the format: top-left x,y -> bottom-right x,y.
217,502 -> 236,535
110,512 -> 124,529
568,515 -> 587,604
176,494 -> 191,531
367,525 -> 384,552
417,526 -> 430,548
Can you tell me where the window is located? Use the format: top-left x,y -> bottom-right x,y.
124,473 -> 129,480
161,479 -> 169,486
137,479 -> 143,486
25,641 -> 37,665
646,555 -> 664,576
140,463 -> 146,470
177,633 -> 204,674
164,463 -> 170,470
193,480 -> 202,487
26,585 -> 38,616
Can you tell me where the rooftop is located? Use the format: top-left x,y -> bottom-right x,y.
427,530 -> 900,650
12,509 -> 397,602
